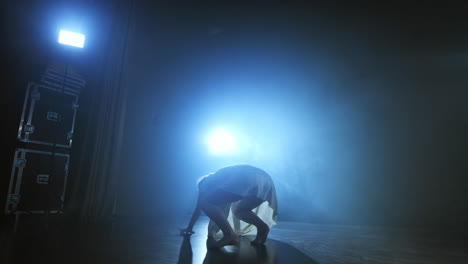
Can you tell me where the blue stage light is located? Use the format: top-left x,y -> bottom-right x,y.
58,30 -> 85,48
208,128 -> 236,154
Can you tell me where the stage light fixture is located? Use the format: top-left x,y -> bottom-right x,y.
58,30 -> 85,48
208,128 -> 236,154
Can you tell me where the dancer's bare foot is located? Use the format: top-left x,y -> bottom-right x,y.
209,234 -> 240,249
251,224 -> 269,245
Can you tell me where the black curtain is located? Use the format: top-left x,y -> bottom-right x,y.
66,0 -> 133,221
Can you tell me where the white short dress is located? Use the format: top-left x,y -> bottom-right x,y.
199,165 -> 278,237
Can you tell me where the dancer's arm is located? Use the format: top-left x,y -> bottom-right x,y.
180,195 -> 202,235
187,202 -> 201,231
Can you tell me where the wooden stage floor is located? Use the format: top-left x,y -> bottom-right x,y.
1,215 -> 467,264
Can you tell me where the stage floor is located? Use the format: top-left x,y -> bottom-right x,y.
1,215 -> 467,264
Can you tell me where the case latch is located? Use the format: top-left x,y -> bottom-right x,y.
24,124 -> 35,134
15,159 -> 26,168
8,194 -> 20,209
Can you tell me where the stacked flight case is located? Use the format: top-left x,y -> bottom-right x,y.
5,67 -> 85,217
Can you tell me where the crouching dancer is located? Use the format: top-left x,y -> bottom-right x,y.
180,165 -> 278,249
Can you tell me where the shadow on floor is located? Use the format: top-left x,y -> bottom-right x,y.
178,235 -> 319,264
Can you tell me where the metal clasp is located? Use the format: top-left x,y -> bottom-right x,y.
8,194 -> 21,208
15,159 -> 26,168
24,124 -> 35,134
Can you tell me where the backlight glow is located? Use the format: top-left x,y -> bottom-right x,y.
208,128 -> 236,154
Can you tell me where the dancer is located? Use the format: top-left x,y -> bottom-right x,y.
180,165 -> 278,249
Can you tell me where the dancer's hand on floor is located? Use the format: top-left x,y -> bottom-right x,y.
179,228 -> 195,236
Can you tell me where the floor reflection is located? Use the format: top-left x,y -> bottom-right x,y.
3,216 -> 467,263
178,235 -> 319,264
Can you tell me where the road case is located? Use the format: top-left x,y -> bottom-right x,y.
5,148 -> 70,214
17,67 -> 85,148
17,81 -> 80,148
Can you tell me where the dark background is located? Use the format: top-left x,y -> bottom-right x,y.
2,1 -> 468,232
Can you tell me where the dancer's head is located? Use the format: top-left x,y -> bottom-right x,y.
197,173 -> 213,191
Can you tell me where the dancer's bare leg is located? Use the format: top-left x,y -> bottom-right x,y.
199,199 -> 240,248
233,197 -> 269,245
